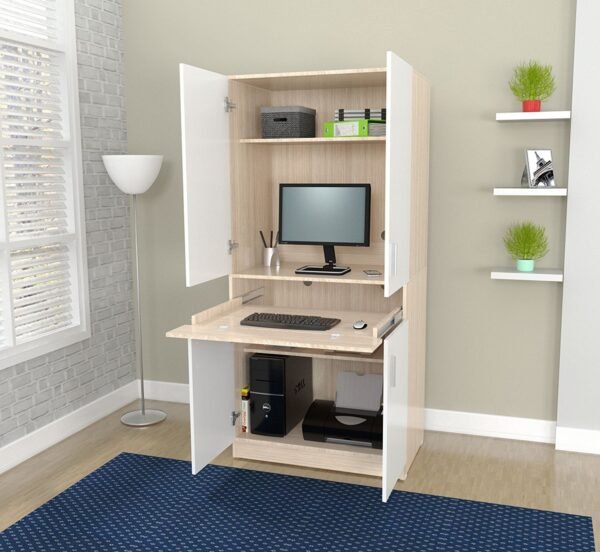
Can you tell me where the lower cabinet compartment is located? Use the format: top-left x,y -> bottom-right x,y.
233,423 -> 382,477
234,350 -> 386,478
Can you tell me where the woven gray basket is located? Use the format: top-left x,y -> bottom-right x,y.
261,106 -> 316,138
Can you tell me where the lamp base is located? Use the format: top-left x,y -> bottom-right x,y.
121,409 -> 167,427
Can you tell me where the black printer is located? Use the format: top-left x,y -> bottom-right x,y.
302,372 -> 383,449
302,400 -> 383,449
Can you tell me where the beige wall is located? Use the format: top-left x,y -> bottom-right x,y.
123,0 -> 575,420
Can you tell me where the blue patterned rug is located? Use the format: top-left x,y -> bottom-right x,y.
0,452 -> 594,551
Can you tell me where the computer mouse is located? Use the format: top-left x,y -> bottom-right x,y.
353,320 -> 367,330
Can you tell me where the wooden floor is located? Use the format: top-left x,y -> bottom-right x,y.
1,400 -> 599,550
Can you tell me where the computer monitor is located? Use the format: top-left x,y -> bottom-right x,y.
278,184 -> 371,275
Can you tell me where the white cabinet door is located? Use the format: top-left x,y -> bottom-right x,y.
179,64 -> 231,287
384,51 -> 413,298
382,321 -> 409,502
188,339 -> 235,474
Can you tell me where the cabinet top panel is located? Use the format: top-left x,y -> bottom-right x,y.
229,67 -> 386,91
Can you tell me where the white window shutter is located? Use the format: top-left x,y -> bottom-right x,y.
11,243 -> 72,343
3,145 -> 69,239
0,0 -> 89,367
0,0 -> 58,43
0,41 -> 63,141
0,282 -> 4,349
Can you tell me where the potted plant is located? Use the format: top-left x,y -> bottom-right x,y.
509,61 -> 556,112
504,222 -> 548,272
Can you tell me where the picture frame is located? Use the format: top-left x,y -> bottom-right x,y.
522,149 -> 555,188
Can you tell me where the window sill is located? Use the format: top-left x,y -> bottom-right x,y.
0,326 -> 91,371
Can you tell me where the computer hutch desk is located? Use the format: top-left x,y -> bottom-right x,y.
167,51 -> 430,502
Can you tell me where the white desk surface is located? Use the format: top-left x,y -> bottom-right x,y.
167,304 -> 394,354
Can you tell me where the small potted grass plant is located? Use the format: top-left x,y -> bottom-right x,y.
509,61 -> 556,112
504,222 -> 548,272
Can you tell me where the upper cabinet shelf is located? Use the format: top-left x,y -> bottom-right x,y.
495,111 -> 571,122
229,67 -> 386,91
240,136 -> 386,144
231,262 -> 385,285
493,187 -> 568,196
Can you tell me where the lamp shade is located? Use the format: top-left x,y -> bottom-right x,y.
102,154 -> 163,195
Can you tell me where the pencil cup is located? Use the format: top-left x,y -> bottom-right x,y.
263,247 -> 280,269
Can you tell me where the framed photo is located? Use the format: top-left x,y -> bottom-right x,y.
524,149 -> 555,188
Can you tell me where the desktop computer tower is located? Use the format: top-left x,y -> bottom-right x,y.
249,354 -> 313,437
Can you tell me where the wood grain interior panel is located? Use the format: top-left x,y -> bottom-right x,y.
231,271 -> 402,314
233,423 -> 382,477
229,67 -> 386,91
229,80 -> 273,273
243,345 -> 384,364
268,86 -> 386,267
312,358 -> 383,401
268,280 -> 402,314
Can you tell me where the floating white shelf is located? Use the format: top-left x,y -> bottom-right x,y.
495,111 -> 571,122
490,268 -> 564,282
493,187 -> 568,196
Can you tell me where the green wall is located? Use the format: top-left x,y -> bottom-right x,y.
123,0 -> 575,420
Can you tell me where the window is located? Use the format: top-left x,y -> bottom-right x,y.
0,0 -> 89,368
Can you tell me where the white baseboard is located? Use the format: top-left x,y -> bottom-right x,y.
425,407 -> 557,444
555,426 -> 600,454
141,381 -> 559,445
143,379 -> 189,403
6,378 -> 595,475
0,380 -> 138,475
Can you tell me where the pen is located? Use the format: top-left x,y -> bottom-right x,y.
259,230 -> 268,248
269,230 -> 273,248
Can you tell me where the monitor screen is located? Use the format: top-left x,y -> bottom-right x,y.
279,184 -> 371,246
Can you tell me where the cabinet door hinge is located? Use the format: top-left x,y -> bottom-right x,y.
228,240 -> 239,254
224,96 -> 237,112
231,411 -> 241,426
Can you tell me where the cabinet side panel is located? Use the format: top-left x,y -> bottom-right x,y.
233,345 -> 252,437
405,268 -> 427,468
405,72 -> 430,470
229,81 -> 273,273
409,72 -> 430,279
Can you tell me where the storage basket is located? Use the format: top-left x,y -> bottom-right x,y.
261,106 -> 316,138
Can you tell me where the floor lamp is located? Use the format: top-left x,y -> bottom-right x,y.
102,154 -> 167,427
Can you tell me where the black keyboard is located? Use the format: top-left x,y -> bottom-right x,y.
240,312 -> 341,331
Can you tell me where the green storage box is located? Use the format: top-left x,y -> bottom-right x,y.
323,119 -> 385,138
323,119 -> 369,138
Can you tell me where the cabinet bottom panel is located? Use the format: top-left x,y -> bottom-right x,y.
233,423 -> 382,477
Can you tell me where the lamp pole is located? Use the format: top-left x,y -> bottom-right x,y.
120,193 -> 166,427
102,154 -> 166,427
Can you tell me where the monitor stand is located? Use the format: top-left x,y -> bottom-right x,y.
295,245 -> 351,276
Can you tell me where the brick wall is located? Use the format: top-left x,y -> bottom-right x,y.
0,0 -> 134,447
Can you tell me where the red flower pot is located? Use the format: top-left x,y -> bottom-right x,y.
522,100 -> 541,112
